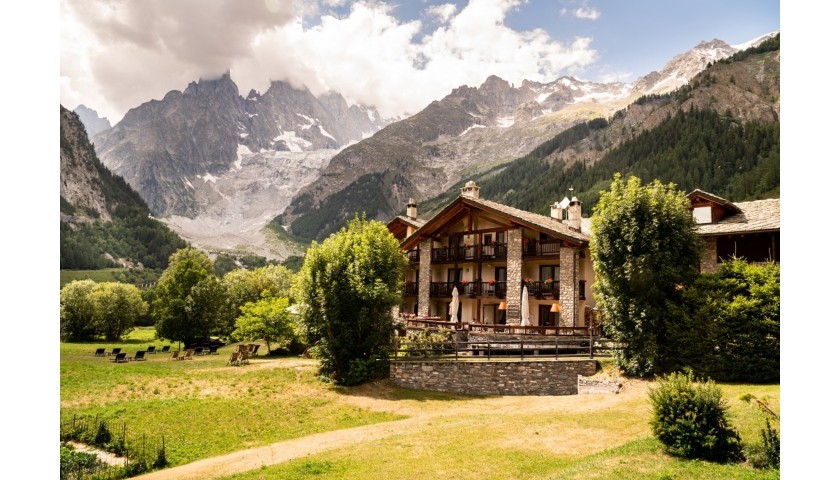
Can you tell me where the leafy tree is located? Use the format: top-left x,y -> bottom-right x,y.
681,259 -> 780,383
590,175 -> 700,376
232,297 -> 296,354
296,216 -> 407,385
60,280 -> 98,341
89,282 -> 147,341
153,248 -> 223,345
222,265 -> 294,333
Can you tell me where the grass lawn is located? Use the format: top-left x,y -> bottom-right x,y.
61,328 -> 402,466
62,328 -> 780,478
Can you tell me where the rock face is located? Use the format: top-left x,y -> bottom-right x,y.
61,105 -> 111,222
282,37 -> 761,240
73,104 -> 112,137
93,73 -> 388,218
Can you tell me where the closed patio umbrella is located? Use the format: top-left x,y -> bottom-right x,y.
449,286 -> 459,323
520,285 -> 530,326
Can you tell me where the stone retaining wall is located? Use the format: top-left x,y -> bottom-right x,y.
390,360 -> 597,396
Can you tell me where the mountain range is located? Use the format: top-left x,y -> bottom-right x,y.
81,31 -> 779,259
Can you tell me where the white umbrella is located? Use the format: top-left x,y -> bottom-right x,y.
449,286 -> 460,323
520,285 -> 530,326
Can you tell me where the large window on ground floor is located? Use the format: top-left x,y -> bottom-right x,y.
538,304 -> 558,327
716,232 -> 780,263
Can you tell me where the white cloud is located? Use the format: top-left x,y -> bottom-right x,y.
427,3 -> 458,23
574,7 -> 600,20
61,0 -> 598,122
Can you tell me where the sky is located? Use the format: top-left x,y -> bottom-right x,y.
60,0 -> 780,124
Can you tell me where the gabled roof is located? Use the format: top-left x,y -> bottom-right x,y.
686,189 -> 742,214
401,195 -> 589,250
696,198 -> 780,236
390,215 -> 426,230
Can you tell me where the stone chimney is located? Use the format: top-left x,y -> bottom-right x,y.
550,201 -> 563,221
568,196 -> 582,231
460,181 -> 480,199
406,197 -> 417,220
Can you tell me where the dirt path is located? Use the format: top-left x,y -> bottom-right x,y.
132,378 -> 649,480
130,414 -> 436,480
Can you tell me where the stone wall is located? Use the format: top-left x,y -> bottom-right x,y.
505,228 -> 523,321
557,248 -> 577,327
390,360 -> 597,396
418,239 -> 432,315
700,237 -> 719,273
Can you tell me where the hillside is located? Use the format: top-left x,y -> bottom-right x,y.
280,35 -> 772,241
420,35 -> 780,217
60,105 -> 187,270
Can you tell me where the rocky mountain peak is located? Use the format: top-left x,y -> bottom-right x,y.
73,104 -> 112,137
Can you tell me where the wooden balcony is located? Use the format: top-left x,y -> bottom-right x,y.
406,249 -> 420,263
522,280 -> 560,299
404,282 -> 418,296
430,244 -> 507,264
522,239 -> 564,256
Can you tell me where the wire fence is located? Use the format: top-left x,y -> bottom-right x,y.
60,414 -> 168,480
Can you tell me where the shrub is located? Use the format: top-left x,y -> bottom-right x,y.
649,372 -> 743,462
744,419 -> 780,469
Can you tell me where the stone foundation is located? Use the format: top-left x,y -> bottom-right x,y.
390,359 -> 597,396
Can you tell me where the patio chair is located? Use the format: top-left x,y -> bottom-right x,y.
226,352 -> 239,366
169,350 -> 180,361
194,346 -> 204,356
110,352 -> 127,363
207,345 -> 219,355
160,346 -> 171,353
182,349 -> 194,360
130,351 -> 146,361
146,346 -> 156,354
93,348 -> 106,357
109,348 -> 121,356
249,344 -> 260,356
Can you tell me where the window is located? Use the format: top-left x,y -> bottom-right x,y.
495,267 -> 507,283
538,305 -> 557,327
693,206 -> 712,224
539,265 -> 559,283
578,280 -> 586,300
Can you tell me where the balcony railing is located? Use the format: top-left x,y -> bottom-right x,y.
404,282 -> 418,296
406,249 -> 420,263
431,243 -> 507,263
521,280 -> 560,299
522,239 -> 564,256
428,281 -> 508,298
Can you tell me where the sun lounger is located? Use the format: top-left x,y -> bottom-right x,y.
160,346 -> 171,353
179,349 -> 194,361
109,348 -> 121,356
93,348 -> 106,357
226,352 -> 239,366
146,346 -> 156,354
110,352 -> 127,363
130,351 -> 146,361
194,346 -> 204,356
169,350 -> 180,361
207,345 -> 219,355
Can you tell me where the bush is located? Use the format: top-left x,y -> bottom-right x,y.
649,372 -> 743,462
744,419 -> 780,469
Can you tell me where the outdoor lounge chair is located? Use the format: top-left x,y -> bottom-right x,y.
93,348 -> 106,357
109,348 -> 121,356
130,351 -> 146,361
248,344 -> 260,356
160,346 -> 171,353
146,346 -> 156,354
194,346 -> 204,356
181,349 -> 194,360
226,352 -> 239,366
207,345 -> 219,355
169,350 -> 180,361
110,352 -> 127,363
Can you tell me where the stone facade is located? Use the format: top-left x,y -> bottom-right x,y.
390,360 -> 597,396
700,237 -> 719,273
418,239 -> 432,315
505,228 -> 523,322
557,248 -> 578,327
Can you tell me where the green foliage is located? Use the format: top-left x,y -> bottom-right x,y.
281,255 -> 305,272
649,372 -> 743,462
681,260 -> 780,383
214,253 -> 239,276
60,443 -> 106,480
296,216 -> 408,385
89,282 -> 148,341
222,264 -> 295,334
60,279 -> 98,341
399,329 -> 455,356
153,248 -> 225,345
232,297 -> 297,354
590,175 -> 700,376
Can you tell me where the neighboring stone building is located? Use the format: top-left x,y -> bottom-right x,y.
397,181 -> 595,329
687,189 -> 780,273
